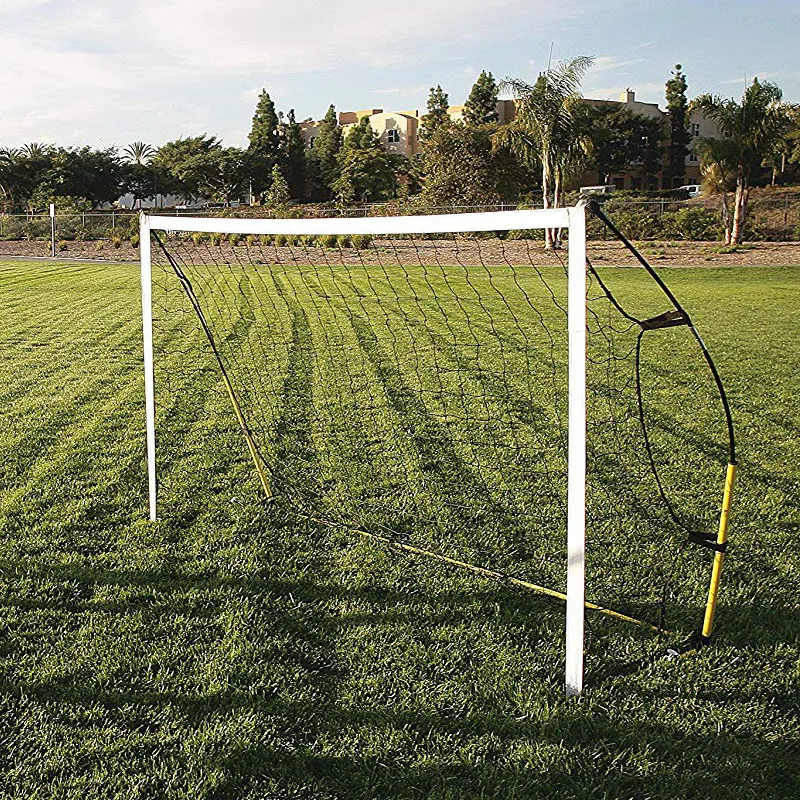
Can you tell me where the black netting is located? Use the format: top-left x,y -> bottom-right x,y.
148,217 -> 731,633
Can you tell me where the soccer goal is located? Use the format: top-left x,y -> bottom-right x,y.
140,203 -> 735,695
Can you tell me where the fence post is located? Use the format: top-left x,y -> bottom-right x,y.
49,204 -> 56,257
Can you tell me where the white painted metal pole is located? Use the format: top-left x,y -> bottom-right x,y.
140,213 -> 157,521
565,204 -> 587,696
49,203 -> 55,257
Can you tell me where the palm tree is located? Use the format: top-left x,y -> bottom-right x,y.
694,138 -> 737,243
496,56 -> 594,248
691,79 -> 791,244
123,141 -> 155,165
0,148 -> 21,210
19,142 -> 51,158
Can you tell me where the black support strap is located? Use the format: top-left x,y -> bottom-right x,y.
639,309 -> 690,331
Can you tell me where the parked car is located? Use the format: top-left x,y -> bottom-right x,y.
679,184 -> 702,198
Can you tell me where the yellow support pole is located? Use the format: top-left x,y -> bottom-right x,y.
220,370 -> 273,502
701,462 -> 736,643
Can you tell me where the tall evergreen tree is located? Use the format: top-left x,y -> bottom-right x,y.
265,163 -> 291,210
247,90 -> 280,201
342,116 -> 381,151
665,64 -> 690,188
310,104 -> 343,199
421,85 -> 450,140
464,71 -> 499,126
279,109 -> 307,200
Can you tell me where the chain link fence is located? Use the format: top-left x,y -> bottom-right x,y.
1,196 -> 799,250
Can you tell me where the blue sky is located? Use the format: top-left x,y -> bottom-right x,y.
1,0 -> 797,150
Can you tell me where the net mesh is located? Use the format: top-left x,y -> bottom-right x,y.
148,217 -> 730,632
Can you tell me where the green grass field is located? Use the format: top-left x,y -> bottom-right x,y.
0,257 -> 798,799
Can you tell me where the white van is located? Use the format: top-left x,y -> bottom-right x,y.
579,185 -> 616,195
679,185 -> 701,198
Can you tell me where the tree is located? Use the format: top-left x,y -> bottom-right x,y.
342,116 -> 381,151
308,104 -> 343,200
278,109 -> 307,201
497,56 -> 595,247
33,147 -> 125,209
1,144 -> 55,211
0,148 -> 22,210
264,164 -> 291,210
587,105 -> 663,185
123,141 -> 155,165
762,104 -> 800,185
694,137 -> 738,243
333,117 -> 397,204
121,142 -> 157,208
153,136 -> 246,204
421,85 -> 450,139
420,122 -> 525,207
247,90 -> 280,201
665,64 -> 690,189
691,78 -> 793,243
464,71 -> 499,126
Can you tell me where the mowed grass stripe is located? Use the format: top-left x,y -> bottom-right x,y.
0,259 -> 798,799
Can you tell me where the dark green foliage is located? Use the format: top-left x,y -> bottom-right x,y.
310,105 -> 344,201
333,148 -> 399,204
153,137 -> 246,204
420,123 -> 526,205
264,164 -> 290,210
665,64 -> 690,188
421,85 -> 450,140
247,90 -> 280,200
464,71 -> 499,126
342,117 -> 381,152
9,146 -> 126,210
587,105 -> 664,184
278,109 -> 307,201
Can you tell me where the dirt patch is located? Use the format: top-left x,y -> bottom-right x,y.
2,238 -> 799,268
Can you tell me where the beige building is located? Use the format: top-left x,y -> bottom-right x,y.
299,99 -> 517,159
301,108 -> 421,157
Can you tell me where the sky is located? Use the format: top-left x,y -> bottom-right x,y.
1,0 -> 798,151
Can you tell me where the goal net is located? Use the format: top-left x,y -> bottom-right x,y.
140,204 -> 735,694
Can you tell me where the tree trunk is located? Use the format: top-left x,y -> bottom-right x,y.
552,171 -> 563,248
731,178 -> 749,244
542,162 -> 554,249
720,191 -> 731,245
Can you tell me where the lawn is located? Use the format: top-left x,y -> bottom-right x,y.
0,256 -> 798,799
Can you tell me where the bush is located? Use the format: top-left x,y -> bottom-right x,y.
350,234 -> 372,249
274,233 -> 288,247
209,232 -> 223,246
57,240 -> 68,252
663,207 -> 720,241
337,234 -> 352,248
318,234 -> 337,248
191,232 -> 206,245
607,208 -> 664,240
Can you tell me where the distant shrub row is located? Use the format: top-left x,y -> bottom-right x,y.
187,232 -> 374,249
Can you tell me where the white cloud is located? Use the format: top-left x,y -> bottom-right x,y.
0,0 -> 584,145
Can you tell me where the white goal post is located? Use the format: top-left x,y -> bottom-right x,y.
140,205 -> 588,695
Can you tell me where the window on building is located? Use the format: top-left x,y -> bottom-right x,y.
691,122 -> 701,138
630,177 -> 642,190
614,176 -> 625,190
387,129 -> 401,143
